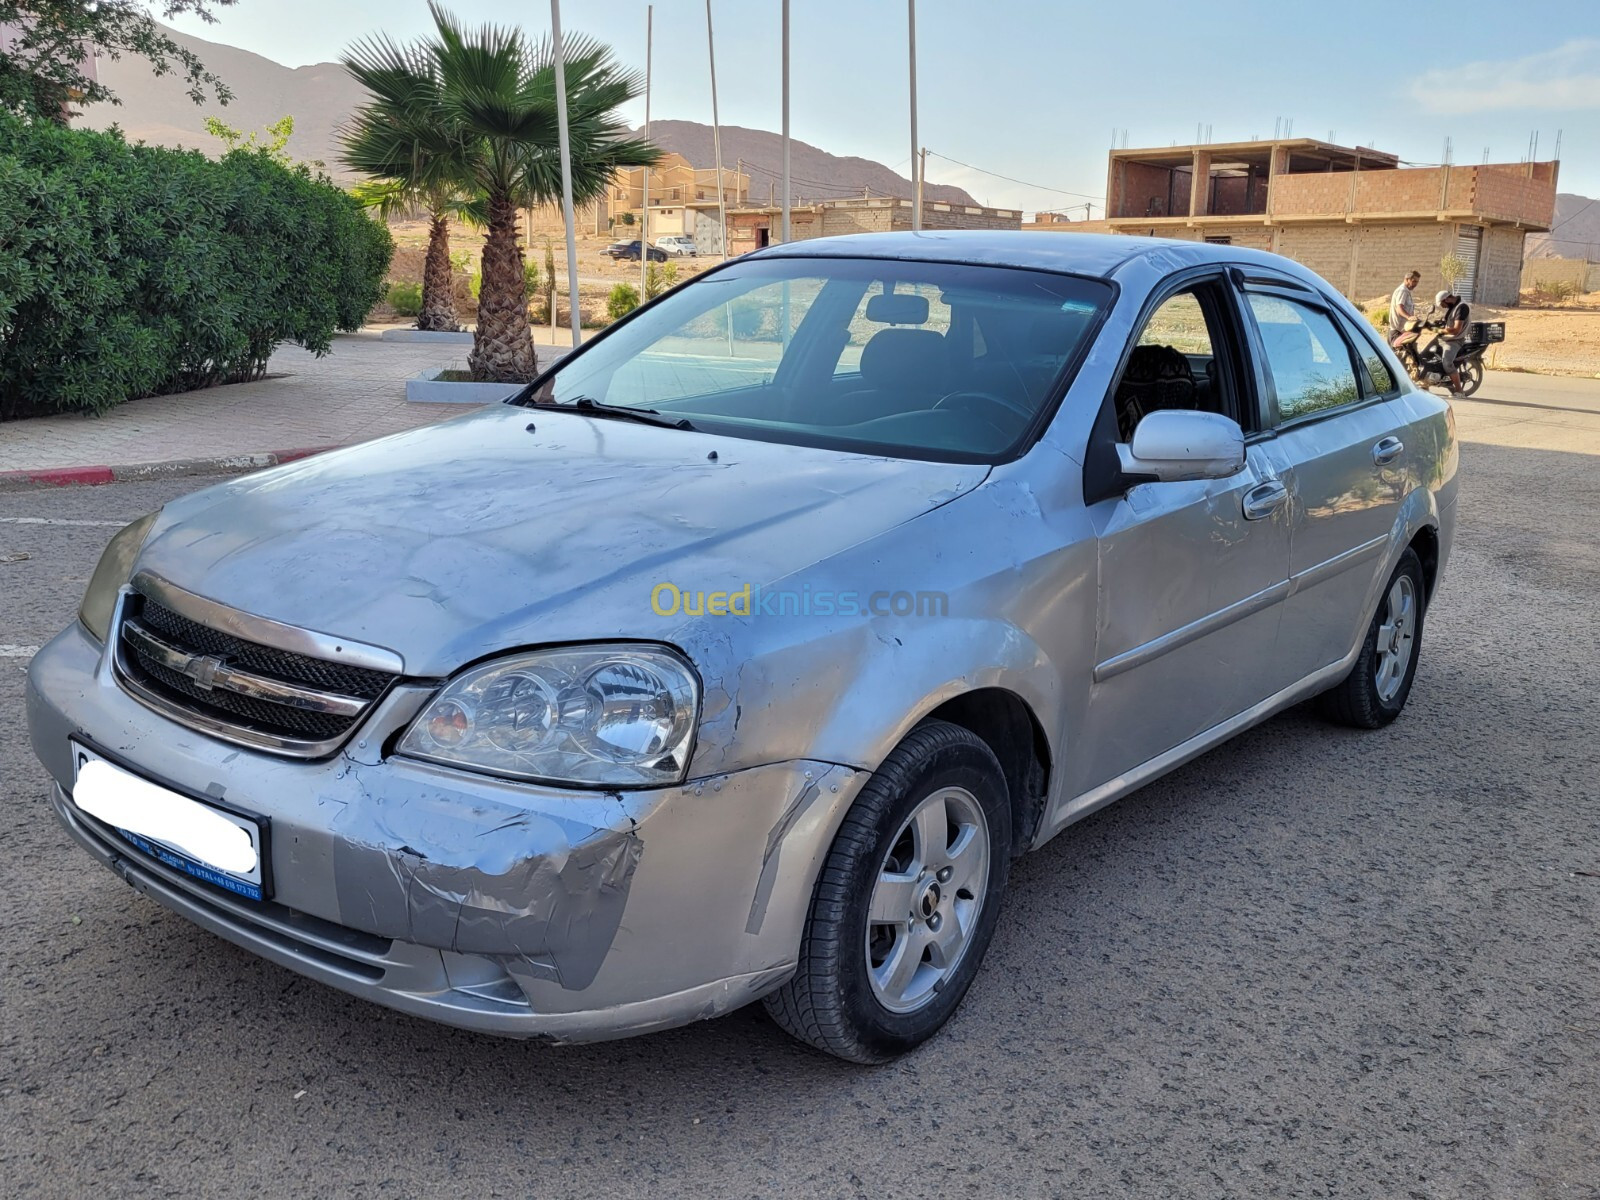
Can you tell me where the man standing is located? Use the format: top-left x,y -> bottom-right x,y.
1388,270 -> 1422,351
1432,289 -> 1471,395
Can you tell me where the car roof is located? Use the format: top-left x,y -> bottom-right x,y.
748,229 -> 1315,284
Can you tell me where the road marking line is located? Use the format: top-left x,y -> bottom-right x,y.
1,645 -> 41,658
0,517 -> 129,527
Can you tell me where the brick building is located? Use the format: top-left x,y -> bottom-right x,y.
725,196 -> 1021,254
1039,137 -> 1558,305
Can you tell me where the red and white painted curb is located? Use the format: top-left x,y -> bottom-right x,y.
0,446 -> 337,492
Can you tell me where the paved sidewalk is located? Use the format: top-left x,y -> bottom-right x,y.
0,331 -> 571,482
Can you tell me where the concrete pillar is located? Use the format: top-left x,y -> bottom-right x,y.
1265,143 -> 1291,219
1189,149 -> 1212,218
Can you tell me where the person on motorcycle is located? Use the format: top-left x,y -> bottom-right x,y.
1388,270 -> 1423,351
1430,289 -> 1471,395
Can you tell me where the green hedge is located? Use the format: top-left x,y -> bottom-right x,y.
0,115 -> 393,419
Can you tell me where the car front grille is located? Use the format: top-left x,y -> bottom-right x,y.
114,581 -> 401,758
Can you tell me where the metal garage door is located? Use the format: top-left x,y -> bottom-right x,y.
1454,227 -> 1482,301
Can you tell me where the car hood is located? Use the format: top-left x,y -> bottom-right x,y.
135,405 -> 988,676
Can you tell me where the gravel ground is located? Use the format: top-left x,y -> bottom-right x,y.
1,379 -> 1597,1198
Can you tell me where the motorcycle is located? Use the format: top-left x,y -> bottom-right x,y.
1392,307 -> 1502,397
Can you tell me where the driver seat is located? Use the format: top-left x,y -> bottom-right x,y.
1114,344 -> 1196,441
835,328 -> 949,422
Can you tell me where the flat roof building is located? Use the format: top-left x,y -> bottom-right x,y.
1039,137 -> 1559,305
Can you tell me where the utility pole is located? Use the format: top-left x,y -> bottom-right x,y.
908,0 -> 920,230
916,146 -> 926,222
550,0 -> 581,347
781,0 -> 790,242
707,0 -> 727,258
641,4 -> 651,300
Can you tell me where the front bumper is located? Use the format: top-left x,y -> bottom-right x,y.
27,621 -> 867,1042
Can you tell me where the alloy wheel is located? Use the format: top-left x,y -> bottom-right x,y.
1375,573 -> 1417,702
865,786 -> 991,1014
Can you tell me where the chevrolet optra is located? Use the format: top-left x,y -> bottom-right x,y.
27,232 -> 1457,1062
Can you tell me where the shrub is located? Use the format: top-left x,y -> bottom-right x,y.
387,280 -> 424,317
645,260 -> 677,300
1368,305 -> 1390,331
1531,278 -> 1580,304
0,114 -> 393,419
607,282 -> 640,321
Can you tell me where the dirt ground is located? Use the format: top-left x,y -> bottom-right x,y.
1473,293 -> 1600,377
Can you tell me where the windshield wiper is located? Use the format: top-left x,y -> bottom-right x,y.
526,394 -> 696,431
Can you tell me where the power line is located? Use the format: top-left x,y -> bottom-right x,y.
924,150 -> 1103,201
1547,195 -> 1600,235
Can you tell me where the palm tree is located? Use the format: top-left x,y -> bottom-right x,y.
342,35 -> 479,334
348,177 -> 477,333
341,5 -> 655,381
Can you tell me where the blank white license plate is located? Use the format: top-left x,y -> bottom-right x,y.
70,741 -> 268,902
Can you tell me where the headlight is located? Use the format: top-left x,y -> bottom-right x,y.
397,645 -> 700,787
79,511 -> 159,643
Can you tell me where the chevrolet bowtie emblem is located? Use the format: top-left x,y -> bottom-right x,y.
179,653 -> 226,692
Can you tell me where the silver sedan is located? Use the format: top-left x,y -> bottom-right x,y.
26,232 -> 1457,1062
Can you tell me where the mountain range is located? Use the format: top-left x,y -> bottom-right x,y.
77,23 -> 977,207
1525,193 -> 1600,261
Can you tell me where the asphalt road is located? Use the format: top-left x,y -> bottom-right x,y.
2,379 -> 1598,1198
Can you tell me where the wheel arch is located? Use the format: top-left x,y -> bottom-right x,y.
920,688 -> 1052,855
1409,523 -> 1441,602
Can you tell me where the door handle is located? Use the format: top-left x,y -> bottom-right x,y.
1242,479 -> 1288,521
1372,436 -> 1404,465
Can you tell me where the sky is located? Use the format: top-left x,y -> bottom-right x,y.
167,0 -> 1600,211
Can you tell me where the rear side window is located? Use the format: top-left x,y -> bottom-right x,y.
1245,293 -> 1360,422
1334,310 -> 1398,395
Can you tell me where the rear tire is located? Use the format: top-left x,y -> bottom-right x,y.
1317,547 -> 1426,729
763,720 -> 1012,1063
1458,360 -> 1484,397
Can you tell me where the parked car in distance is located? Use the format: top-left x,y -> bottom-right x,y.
656,235 -> 698,257
28,232 -> 1457,1063
605,238 -> 666,262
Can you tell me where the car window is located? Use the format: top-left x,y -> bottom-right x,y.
602,277 -> 827,405
536,257 -> 1112,463
1246,293 -> 1361,421
1336,311 -> 1397,395
1111,282 -> 1234,442
1138,291 -> 1212,355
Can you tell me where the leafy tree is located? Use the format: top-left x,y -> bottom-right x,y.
0,1 -> 235,123
341,3 -> 656,382
206,114 -> 295,165
1439,253 -> 1469,296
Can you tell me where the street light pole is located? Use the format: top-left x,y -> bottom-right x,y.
908,0 -> 920,231
707,0 -> 727,258
550,0 -> 582,347
641,4 -> 652,300
781,0 -> 790,243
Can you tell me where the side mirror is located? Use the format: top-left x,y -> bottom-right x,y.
1116,410 -> 1245,483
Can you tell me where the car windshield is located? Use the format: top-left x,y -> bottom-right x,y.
526,256 -> 1111,462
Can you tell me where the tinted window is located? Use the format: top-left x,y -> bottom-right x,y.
1247,294 -> 1360,421
537,257 -> 1111,463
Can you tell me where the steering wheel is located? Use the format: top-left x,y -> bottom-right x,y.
932,390 -> 1033,425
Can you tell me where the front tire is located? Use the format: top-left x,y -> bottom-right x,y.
1317,547 -> 1426,728
764,721 -> 1012,1063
